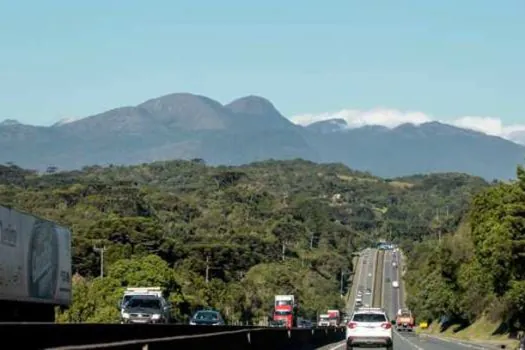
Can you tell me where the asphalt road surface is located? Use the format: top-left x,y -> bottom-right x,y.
353,248 -> 376,309
321,248 -> 497,350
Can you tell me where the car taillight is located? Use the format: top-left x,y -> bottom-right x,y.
347,322 -> 357,329
381,322 -> 392,329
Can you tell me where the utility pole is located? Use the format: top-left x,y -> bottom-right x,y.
340,270 -> 344,295
93,246 -> 107,278
282,242 -> 286,261
205,255 -> 210,283
436,209 -> 442,243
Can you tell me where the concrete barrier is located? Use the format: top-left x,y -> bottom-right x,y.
0,323 -> 345,350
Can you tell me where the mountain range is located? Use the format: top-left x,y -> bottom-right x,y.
1,93 -> 524,180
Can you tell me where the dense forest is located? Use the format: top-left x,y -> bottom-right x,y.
404,164 -> 525,334
0,159 -> 488,323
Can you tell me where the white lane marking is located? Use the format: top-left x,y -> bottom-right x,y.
326,341 -> 346,350
394,331 -> 424,350
419,334 -> 492,349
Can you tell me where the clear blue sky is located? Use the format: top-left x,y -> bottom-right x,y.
1,0 -> 523,125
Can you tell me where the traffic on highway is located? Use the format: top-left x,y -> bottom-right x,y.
327,247 -> 503,350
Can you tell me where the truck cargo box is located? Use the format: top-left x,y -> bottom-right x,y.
0,205 -> 72,306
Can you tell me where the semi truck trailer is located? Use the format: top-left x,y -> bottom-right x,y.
0,205 -> 72,322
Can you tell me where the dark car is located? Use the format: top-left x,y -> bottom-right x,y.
121,295 -> 170,324
298,319 -> 313,328
189,309 -> 226,326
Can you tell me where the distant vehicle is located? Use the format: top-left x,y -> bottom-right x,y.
298,319 -> 313,328
392,262 -> 397,268
119,287 -> 164,318
190,309 -> 226,326
327,309 -> 341,327
273,295 -> 296,328
392,281 -> 399,288
355,300 -> 363,308
121,295 -> 170,324
346,307 -> 393,350
395,308 -> 415,332
365,288 -> 372,295
318,314 -> 330,327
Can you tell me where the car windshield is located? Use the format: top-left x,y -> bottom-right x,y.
194,311 -> 219,320
275,310 -> 292,316
353,313 -> 387,322
126,298 -> 161,309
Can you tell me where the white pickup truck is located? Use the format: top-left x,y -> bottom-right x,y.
346,307 -> 393,350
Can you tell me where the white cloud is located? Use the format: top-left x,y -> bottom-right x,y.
289,108 -> 525,145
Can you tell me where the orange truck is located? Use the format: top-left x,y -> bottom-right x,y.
395,308 -> 415,331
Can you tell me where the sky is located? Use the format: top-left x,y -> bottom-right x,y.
1,0 -> 524,140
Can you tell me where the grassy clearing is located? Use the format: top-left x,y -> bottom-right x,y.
417,317 -> 519,349
336,174 -> 414,189
387,180 -> 414,189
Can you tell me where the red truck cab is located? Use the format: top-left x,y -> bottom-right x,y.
273,306 -> 294,328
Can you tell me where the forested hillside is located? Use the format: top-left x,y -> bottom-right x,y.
404,164 -> 525,334
0,159 -> 488,323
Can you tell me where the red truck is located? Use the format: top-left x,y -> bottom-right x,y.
273,295 -> 296,328
327,309 -> 341,327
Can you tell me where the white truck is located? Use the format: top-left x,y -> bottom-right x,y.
0,205 -> 72,322
119,287 -> 163,314
318,314 -> 330,327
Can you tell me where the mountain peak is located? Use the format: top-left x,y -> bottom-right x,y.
226,95 -> 279,116
306,118 -> 348,133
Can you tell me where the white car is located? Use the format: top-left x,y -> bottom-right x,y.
392,280 -> 399,288
346,308 -> 393,350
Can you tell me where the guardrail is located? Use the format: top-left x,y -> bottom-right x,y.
0,323 -> 345,350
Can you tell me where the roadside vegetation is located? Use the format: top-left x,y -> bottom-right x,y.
0,159 -> 487,323
404,163 -> 525,343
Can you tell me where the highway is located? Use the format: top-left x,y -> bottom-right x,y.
326,248 -> 499,350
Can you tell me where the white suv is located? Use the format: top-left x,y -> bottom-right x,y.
346,308 -> 393,349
